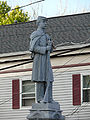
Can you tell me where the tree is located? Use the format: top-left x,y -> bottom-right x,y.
0,1 -> 30,25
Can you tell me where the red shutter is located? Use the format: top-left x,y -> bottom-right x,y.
12,79 -> 20,109
72,74 -> 81,105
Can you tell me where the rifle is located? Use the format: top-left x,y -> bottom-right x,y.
43,40 -> 52,103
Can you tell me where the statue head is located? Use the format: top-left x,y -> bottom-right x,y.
36,16 -> 47,29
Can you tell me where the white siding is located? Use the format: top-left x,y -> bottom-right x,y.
53,69 -> 90,120
0,69 -> 90,120
0,75 -> 31,120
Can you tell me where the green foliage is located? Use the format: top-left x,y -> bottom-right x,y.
0,1 -> 30,25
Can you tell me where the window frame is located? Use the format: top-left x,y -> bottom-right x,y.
81,74 -> 90,104
20,77 -> 36,109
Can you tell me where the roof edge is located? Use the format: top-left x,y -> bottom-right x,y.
47,12 -> 90,20
55,43 -> 90,51
0,51 -> 31,58
0,12 -> 90,27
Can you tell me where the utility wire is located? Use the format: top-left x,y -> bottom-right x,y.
0,44 -> 89,74
55,53 -> 90,77
65,77 -> 90,117
0,93 -> 20,106
0,38 -> 89,73
0,55 -> 90,106
0,97 -> 12,106
53,43 -> 90,117
54,40 -> 90,74
65,102 -> 88,117
65,84 -> 89,117
0,59 -> 33,71
0,84 -> 35,106
54,52 -> 90,117
0,59 -> 90,118
11,0 -> 45,10
54,40 -> 90,117
0,0 -> 45,14
0,41 -> 90,72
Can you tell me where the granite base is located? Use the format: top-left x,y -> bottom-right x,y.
27,102 -> 65,120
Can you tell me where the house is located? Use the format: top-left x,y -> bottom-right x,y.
0,12 -> 90,120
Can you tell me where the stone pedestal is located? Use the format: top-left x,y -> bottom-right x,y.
27,102 -> 65,120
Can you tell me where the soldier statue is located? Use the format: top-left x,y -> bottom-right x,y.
29,16 -> 54,103
28,16 -> 65,120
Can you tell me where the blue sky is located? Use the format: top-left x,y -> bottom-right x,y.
1,0 -> 90,20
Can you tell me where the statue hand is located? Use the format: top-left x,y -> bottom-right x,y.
46,46 -> 51,51
48,41 -> 52,46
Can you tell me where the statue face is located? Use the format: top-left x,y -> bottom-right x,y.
38,20 -> 47,29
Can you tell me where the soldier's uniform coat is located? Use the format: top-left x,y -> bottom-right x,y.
29,29 -> 53,82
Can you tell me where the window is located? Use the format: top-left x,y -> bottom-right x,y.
83,75 -> 90,102
21,80 -> 35,106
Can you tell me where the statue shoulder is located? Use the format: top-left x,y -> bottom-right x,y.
30,30 -> 42,40
29,30 -> 43,52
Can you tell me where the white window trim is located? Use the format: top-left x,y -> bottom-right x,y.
20,76 -> 36,109
81,74 -> 90,105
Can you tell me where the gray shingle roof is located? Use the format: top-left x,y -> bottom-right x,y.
0,12 -> 90,54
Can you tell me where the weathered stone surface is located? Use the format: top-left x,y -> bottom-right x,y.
27,102 -> 65,120
27,16 -> 65,120
29,16 -> 54,103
